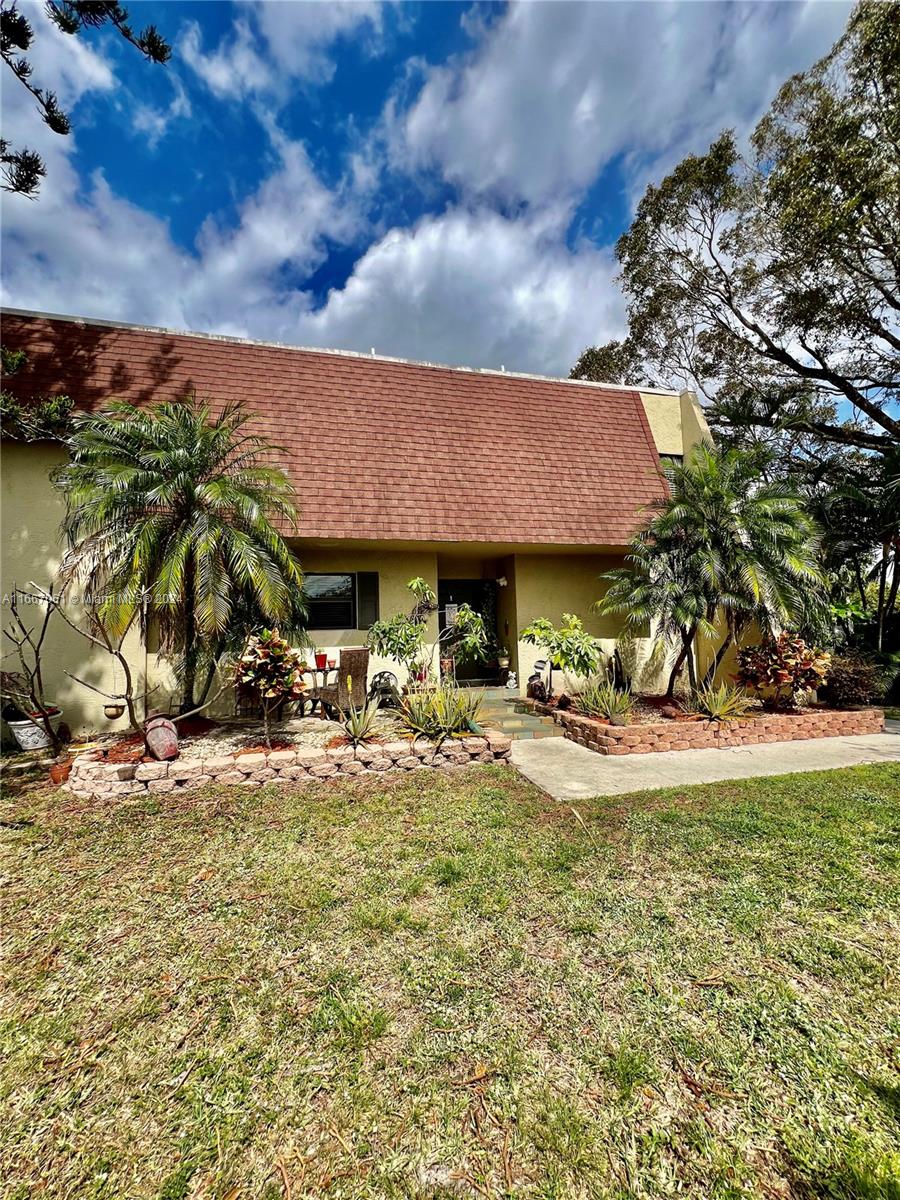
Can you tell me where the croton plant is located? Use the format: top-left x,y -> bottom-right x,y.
736,632 -> 830,710
235,629 -> 306,746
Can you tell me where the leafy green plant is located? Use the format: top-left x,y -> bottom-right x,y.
575,678 -> 634,724
520,614 -> 602,697
595,446 -> 824,698
235,629 -> 306,748
688,683 -> 753,721
821,654 -> 882,709
368,577 -> 487,683
342,687 -> 381,746
400,683 -> 484,743
55,397 -> 303,710
736,632 -> 830,710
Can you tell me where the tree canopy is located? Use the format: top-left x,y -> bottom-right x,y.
1,0 -> 170,197
55,398 -> 303,710
572,2 -> 899,454
596,445 -> 823,695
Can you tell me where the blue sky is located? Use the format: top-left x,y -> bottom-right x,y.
1,0 -> 850,377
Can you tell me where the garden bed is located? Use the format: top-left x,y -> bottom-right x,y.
64,731 -> 513,799
522,699 -> 884,755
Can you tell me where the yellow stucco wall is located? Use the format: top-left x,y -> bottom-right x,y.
638,389 -> 712,457
0,441 -> 176,736
288,544 -> 439,684
512,552 -> 669,691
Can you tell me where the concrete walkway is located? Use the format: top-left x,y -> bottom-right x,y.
511,720 -> 900,800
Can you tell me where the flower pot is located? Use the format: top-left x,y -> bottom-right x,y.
104,703 -> 126,720
498,656 -> 510,670
6,708 -> 63,752
315,652 -> 327,670
48,759 -> 73,785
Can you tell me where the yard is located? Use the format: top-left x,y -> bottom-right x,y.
2,765 -> 898,1200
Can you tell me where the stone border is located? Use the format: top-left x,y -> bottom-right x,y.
521,700 -> 884,756
64,733 -> 512,799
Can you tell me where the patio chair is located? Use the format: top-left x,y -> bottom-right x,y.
312,647 -> 370,718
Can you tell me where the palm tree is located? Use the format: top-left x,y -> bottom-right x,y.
596,445 -> 823,695
56,397 -> 304,710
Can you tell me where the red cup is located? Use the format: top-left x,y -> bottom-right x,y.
315,652 -> 327,669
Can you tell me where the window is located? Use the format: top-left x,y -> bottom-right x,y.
305,572 -> 379,630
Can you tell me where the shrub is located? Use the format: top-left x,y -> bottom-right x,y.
821,653 -> 882,708
520,614 -> 602,695
736,632 -> 830,710
235,629 -> 306,747
689,683 -> 753,721
400,683 -> 484,742
575,678 -> 634,724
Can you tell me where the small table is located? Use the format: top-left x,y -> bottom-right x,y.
300,665 -> 337,718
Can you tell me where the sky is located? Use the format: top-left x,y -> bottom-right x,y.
0,0 -> 851,379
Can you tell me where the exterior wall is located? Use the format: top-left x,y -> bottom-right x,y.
0,441 -> 176,737
285,543 -> 439,685
511,552 -> 666,692
638,389 -> 712,457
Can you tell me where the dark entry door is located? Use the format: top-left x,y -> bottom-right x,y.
438,579 -> 495,682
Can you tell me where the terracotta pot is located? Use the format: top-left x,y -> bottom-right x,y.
48,759 -> 72,785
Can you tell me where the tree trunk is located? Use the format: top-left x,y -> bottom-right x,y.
702,631 -> 734,689
666,643 -> 688,698
876,542 -> 890,652
181,555 -> 197,712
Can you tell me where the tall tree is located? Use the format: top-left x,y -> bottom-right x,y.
596,446 -> 823,695
56,398 -> 304,711
575,2 -> 899,453
1,0 -> 170,197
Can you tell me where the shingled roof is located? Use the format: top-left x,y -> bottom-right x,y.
1,310 -> 667,547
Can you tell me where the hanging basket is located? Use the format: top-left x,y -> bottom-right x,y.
104,703 -> 126,720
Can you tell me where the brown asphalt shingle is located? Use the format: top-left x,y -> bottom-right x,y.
1,311 -> 666,545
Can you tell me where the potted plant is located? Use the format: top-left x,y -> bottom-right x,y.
497,645 -> 510,669
1,673 -> 63,752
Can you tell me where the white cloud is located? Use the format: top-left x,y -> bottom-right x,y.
180,1 -> 384,99
179,18 -> 271,100
0,0 -> 115,168
390,0 -> 851,206
1,117 -> 365,343
131,77 -> 192,149
293,206 -> 621,374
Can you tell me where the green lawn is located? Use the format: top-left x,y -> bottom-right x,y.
2,765 -> 899,1200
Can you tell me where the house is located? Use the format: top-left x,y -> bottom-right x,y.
0,308 -> 712,731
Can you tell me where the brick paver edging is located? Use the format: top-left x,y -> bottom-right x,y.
64,733 -> 513,799
520,701 -> 884,756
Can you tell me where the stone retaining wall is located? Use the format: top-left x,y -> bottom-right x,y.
522,701 -> 884,756
65,733 -> 513,800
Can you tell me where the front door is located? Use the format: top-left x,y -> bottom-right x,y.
437,579 -> 497,682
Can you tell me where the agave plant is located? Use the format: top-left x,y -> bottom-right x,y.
343,692 -> 381,746
575,678 -> 634,724
400,683 -> 484,743
688,683 -> 753,722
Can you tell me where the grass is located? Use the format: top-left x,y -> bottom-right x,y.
2,764 -> 899,1199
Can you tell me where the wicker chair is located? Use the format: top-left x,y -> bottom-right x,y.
312,647 -> 370,718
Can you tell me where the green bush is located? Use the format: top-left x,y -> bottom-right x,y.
400,684 -> 484,742
821,654 -> 882,708
736,632 -> 830,709
575,678 -> 634,723
689,683 -> 754,721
